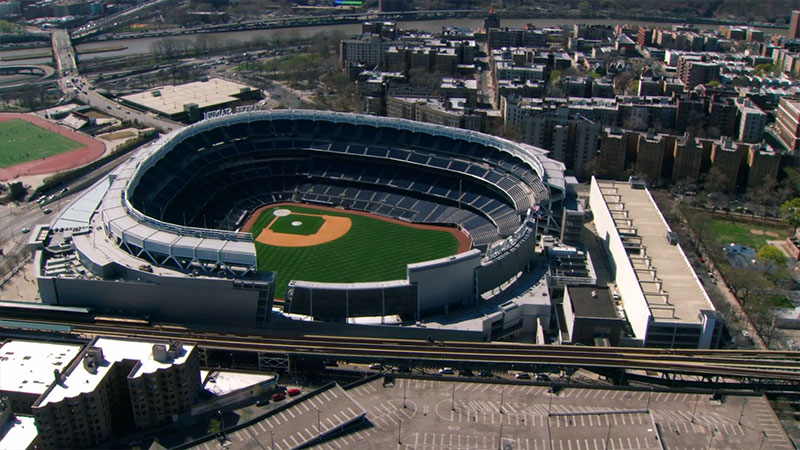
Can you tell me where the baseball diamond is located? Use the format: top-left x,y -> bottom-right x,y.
242,203 -> 466,298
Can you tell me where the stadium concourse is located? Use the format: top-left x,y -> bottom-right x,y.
32,110 -> 569,341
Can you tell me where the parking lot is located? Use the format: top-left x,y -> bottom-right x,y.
311,377 -> 792,450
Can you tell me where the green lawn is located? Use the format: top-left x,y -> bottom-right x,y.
699,214 -> 792,249
269,213 -> 324,236
0,119 -> 83,168
251,205 -> 460,298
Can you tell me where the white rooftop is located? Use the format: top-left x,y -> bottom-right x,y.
120,78 -> 254,116
201,370 -> 276,396
0,415 -> 38,450
0,340 -> 82,395
38,338 -> 194,407
595,180 -> 713,323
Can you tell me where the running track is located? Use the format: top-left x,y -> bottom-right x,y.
0,113 -> 105,181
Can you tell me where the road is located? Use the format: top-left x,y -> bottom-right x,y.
0,192 -> 77,258
51,28 -> 182,132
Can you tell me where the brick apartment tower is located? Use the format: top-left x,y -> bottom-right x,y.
790,10 -> 800,39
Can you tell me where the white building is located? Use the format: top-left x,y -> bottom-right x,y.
589,178 -> 723,348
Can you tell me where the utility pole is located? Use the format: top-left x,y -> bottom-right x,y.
451,383 -> 455,411
398,418 -> 402,444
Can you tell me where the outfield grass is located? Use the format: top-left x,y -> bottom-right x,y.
269,213 -> 324,236
250,205 -> 460,298
0,119 -> 83,168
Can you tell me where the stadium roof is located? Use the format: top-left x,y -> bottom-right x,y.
120,78 -> 254,117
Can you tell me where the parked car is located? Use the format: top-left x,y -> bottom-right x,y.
255,398 -> 269,407
439,367 -> 455,375
368,363 -> 384,371
515,372 -> 531,380
271,393 -> 285,402
287,388 -> 301,397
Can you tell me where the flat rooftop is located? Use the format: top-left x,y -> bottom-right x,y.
567,286 -> 618,319
37,338 -> 194,407
0,415 -> 38,450
0,340 -> 82,395
595,180 -> 712,323
120,78 -> 254,116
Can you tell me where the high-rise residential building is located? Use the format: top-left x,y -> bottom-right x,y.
747,144 -> 781,190
635,132 -> 673,182
32,338 -> 200,450
597,128 -> 636,180
735,99 -> 767,143
709,138 -> 747,193
522,109 -> 600,178
672,134 -> 704,184
677,56 -> 720,89
790,10 -> 800,39
776,97 -> 800,152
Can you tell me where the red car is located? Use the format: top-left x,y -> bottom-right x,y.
271,393 -> 286,402
287,388 -> 301,397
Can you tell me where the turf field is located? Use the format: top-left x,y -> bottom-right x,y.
249,205 -> 460,298
269,213 -> 324,235
0,119 -> 84,168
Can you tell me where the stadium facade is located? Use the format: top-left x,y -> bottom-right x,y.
34,110 -> 568,340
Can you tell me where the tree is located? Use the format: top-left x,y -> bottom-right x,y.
781,197 -> 800,235
7,182 -> 26,202
207,418 -> 222,436
702,167 -> 729,196
727,267 -> 771,302
757,245 -> 786,273
748,178 -> 777,218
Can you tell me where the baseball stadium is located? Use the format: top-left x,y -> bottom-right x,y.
34,110 -> 567,338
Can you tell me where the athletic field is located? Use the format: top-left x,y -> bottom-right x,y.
0,119 -> 83,168
246,204 -> 463,298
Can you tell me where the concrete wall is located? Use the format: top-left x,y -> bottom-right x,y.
409,249 -> 482,314
46,275 -> 262,327
589,178 -> 649,345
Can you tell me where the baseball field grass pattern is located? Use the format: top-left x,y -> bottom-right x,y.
249,205 -> 460,298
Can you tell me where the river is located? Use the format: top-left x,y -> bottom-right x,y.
4,17 -> 789,65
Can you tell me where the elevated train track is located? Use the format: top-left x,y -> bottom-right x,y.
1,301 -> 798,382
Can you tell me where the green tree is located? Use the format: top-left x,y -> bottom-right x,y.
207,418 -> 222,436
757,245 -> 786,273
549,69 -> 562,84
7,182 -> 26,202
780,197 -> 800,234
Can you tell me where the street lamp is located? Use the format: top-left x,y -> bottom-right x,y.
691,394 -> 701,424
397,418 -> 402,444
316,407 -> 321,440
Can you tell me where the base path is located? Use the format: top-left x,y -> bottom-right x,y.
241,202 -> 472,252
257,211 -> 352,247
0,113 -> 106,182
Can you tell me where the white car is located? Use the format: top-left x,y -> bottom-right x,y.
438,367 -> 455,375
